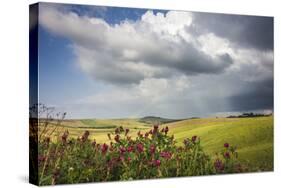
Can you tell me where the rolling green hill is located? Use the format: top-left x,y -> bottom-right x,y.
138,116 -> 184,124
162,116 -> 273,171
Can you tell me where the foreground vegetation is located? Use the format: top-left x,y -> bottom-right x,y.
38,126 -> 245,185
32,104 -> 273,185
40,116 -> 273,171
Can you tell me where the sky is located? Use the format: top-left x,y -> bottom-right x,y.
37,2 -> 274,119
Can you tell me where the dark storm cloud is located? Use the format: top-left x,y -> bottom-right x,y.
228,78 -> 273,111
172,48 -> 233,75
138,39 -> 233,77
193,13 -> 274,51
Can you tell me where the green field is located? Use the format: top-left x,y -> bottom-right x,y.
40,116 -> 273,171
40,118 -> 151,143
163,116 -> 273,170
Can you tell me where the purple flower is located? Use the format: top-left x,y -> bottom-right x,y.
224,152 -> 230,159
160,151 -> 172,159
214,159 -> 224,172
125,128 -> 129,136
114,135 -> 120,143
127,145 -> 134,152
184,138 -> 190,146
61,131 -> 69,143
153,159 -> 161,167
224,143 -> 229,148
115,127 -> 120,134
119,147 -> 126,154
145,132 -> 149,138
154,125 -> 159,130
136,143 -> 144,153
191,135 -> 197,142
153,125 -> 159,134
101,143 -> 108,154
81,130 -> 90,142
150,144 -> 156,154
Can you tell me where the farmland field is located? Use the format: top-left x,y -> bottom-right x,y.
163,116 -> 273,170
39,115 -> 273,171
39,118 -> 152,143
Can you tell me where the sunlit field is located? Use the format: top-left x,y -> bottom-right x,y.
38,115 -> 273,173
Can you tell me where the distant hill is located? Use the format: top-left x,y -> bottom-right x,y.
138,116 -> 185,125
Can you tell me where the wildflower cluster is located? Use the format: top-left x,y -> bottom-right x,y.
38,125 -> 245,185
213,142 -> 245,173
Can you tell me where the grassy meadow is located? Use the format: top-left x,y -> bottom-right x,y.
163,116 -> 273,170
39,115 -> 273,171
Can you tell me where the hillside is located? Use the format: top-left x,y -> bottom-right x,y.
162,116 -> 273,170
138,116 -> 184,125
